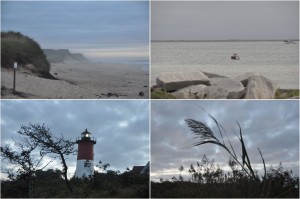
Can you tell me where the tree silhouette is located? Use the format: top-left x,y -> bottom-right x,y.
178,165 -> 184,181
17,123 -> 76,192
1,131 -> 54,197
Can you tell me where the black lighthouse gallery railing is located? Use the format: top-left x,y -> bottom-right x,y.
75,136 -> 97,143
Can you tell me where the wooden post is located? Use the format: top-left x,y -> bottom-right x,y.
13,62 -> 17,92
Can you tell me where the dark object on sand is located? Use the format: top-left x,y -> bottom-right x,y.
139,91 -> 144,96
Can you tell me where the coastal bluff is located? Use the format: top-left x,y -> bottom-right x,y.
43,49 -> 89,63
154,72 -> 282,99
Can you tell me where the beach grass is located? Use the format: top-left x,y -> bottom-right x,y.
275,89 -> 299,99
1,31 -> 50,76
151,88 -> 176,99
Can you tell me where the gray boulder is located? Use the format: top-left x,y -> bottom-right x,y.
172,84 -> 207,99
156,72 -> 210,92
209,77 -> 245,99
203,72 -> 227,78
233,72 -> 260,87
244,75 -> 277,99
196,86 -> 229,99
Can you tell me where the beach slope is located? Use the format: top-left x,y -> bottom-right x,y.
1,60 -> 149,99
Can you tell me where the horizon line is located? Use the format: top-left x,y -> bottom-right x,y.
152,39 -> 300,42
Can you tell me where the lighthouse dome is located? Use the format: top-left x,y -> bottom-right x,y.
76,129 -> 96,144
81,129 -> 91,138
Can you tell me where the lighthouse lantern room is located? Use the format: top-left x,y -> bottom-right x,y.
75,129 -> 96,178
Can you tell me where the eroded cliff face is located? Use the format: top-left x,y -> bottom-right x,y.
43,49 -> 90,63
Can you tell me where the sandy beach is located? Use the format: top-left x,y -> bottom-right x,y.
1,60 -> 149,99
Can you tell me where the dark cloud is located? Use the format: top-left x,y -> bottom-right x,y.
1,100 -> 149,177
152,1 -> 299,40
151,100 -> 299,181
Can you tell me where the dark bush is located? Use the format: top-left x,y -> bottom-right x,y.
151,155 -> 299,198
2,168 -> 149,198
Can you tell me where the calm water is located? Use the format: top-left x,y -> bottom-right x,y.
151,41 -> 299,89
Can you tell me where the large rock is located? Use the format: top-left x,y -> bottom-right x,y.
209,77 -> 245,99
156,72 -> 210,92
196,86 -> 229,99
233,72 -> 260,87
244,75 -> 277,99
203,72 -> 227,78
172,84 -> 207,99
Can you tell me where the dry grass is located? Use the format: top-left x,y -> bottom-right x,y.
185,113 -> 265,178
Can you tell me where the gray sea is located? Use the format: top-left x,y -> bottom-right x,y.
151,41 -> 299,89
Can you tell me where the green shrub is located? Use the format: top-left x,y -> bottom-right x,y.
1,31 -> 50,75
275,89 -> 299,99
151,88 -> 176,99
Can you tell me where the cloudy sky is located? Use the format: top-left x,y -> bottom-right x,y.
1,1 -> 149,63
152,1 -> 299,40
1,100 -> 149,179
151,100 -> 299,182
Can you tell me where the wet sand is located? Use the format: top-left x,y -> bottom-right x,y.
1,60 -> 149,99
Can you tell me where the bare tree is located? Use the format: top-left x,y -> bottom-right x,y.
17,123 -> 76,192
1,136 -> 54,197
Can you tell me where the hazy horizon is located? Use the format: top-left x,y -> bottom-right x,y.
152,1 -> 299,41
1,1 -> 149,63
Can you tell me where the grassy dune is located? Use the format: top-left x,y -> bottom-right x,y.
1,31 -> 51,77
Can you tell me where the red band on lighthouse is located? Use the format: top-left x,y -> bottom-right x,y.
77,141 -> 94,160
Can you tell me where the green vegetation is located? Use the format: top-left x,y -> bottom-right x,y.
151,88 -> 176,99
1,31 -> 52,77
1,168 -> 149,198
152,155 -> 299,198
275,89 -> 299,99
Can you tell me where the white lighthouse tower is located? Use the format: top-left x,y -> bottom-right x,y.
75,129 -> 96,178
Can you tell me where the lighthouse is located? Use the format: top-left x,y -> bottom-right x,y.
75,129 -> 96,178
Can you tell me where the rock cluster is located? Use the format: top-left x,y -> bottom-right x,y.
156,71 -> 278,99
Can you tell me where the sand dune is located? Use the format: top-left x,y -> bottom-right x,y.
1,61 -> 149,99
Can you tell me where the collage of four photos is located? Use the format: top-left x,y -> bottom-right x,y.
1,0 -> 299,198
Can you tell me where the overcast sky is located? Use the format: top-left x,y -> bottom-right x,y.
152,1 -> 299,40
1,1 -> 149,62
1,100 -> 149,179
151,100 -> 299,182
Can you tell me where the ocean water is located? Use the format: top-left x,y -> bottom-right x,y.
151,41 -> 299,89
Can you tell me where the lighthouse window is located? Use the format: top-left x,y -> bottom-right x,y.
85,134 -> 89,137
84,161 -> 91,167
